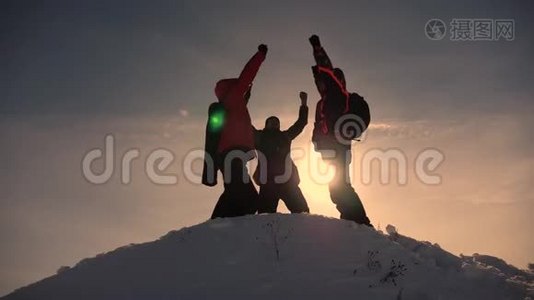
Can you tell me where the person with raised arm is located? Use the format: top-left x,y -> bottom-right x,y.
309,35 -> 372,226
253,92 -> 310,214
202,44 -> 268,219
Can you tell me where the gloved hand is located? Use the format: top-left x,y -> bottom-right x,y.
258,44 -> 268,54
309,35 -> 321,47
299,91 -> 308,106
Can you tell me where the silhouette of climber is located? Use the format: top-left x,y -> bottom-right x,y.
253,92 -> 310,214
203,44 -> 268,219
308,35 -> 371,226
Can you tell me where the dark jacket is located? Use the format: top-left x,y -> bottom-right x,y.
311,46 -> 350,151
253,105 -> 308,185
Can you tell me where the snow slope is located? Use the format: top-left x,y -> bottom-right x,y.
2,214 -> 533,299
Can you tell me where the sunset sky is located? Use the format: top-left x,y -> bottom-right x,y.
1,0 -> 533,296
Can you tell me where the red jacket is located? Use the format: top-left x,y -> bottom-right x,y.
215,51 -> 266,154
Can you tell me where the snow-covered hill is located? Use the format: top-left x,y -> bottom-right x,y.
2,214 -> 533,299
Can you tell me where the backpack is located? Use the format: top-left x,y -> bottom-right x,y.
207,102 -> 226,134
202,102 -> 226,186
314,92 -> 370,144
345,92 -> 371,139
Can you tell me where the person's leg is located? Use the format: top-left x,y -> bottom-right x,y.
257,184 -> 279,213
210,188 -> 231,219
328,147 -> 371,225
230,157 -> 258,216
329,182 -> 370,224
211,152 -> 258,218
241,179 -> 259,215
279,184 -> 310,213
211,152 -> 231,219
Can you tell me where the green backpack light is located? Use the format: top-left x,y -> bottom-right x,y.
208,102 -> 226,133
202,102 -> 226,186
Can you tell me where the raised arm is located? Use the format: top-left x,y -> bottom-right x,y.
226,45 -> 268,108
285,92 -> 309,140
310,35 -> 344,98
309,35 -> 333,69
